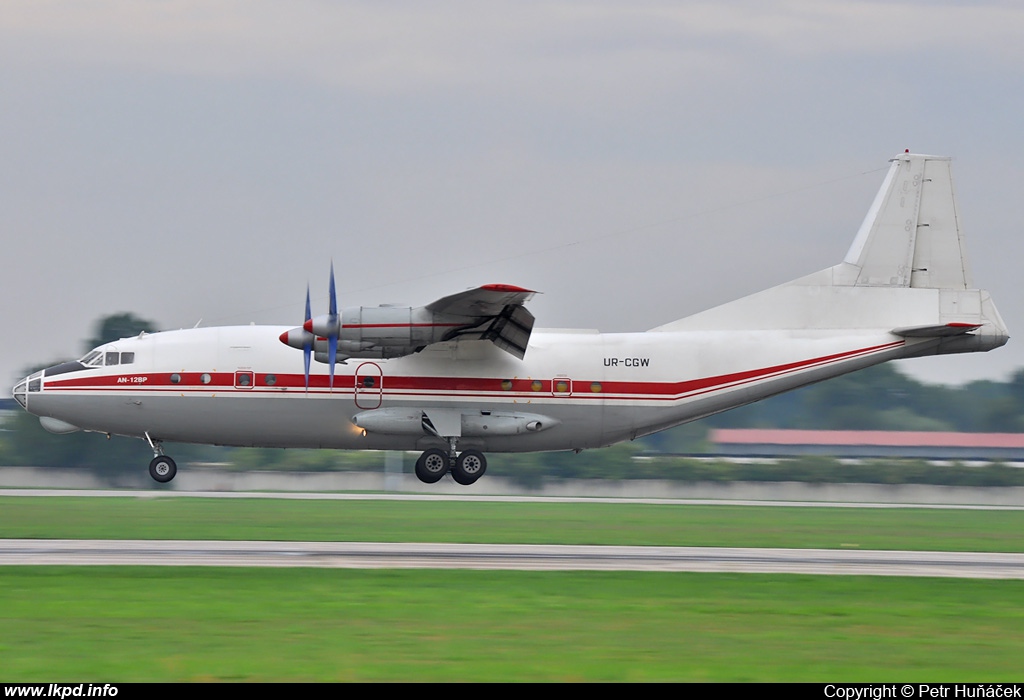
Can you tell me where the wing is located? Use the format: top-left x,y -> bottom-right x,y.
427,284 -> 537,359
280,283 -> 538,362
425,283 -> 536,317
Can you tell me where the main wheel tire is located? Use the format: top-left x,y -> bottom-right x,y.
451,450 -> 487,486
414,448 -> 449,484
149,455 -> 177,483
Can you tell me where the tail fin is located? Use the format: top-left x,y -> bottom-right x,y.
653,152 -> 1008,355
835,153 -> 970,289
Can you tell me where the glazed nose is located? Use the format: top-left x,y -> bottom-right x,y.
12,370 -> 42,409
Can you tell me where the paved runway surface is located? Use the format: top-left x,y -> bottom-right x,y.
3,540 -> 1023,578
2,488 -> 1022,510
3,490 -> 1019,578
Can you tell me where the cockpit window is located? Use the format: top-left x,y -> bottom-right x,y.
79,349 -> 133,367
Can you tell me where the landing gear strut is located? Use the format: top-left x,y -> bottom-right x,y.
145,432 -> 177,483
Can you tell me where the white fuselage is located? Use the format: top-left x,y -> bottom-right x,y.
20,324 -> 923,453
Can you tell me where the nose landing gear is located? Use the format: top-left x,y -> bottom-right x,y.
149,455 -> 177,483
144,432 -> 177,483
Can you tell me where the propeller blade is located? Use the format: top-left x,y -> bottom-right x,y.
303,285 -> 312,392
328,262 -> 338,390
329,261 -> 337,317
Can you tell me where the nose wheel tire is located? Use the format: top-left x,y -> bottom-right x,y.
149,455 -> 177,483
414,448 -> 450,484
451,450 -> 487,486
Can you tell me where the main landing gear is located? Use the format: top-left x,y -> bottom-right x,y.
414,446 -> 487,486
145,432 -> 177,483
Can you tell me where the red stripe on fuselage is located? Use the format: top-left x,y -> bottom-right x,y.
41,340 -> 905,401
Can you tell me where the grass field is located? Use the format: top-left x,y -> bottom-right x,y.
2,567 -> 1023,682
2,495 -> 1023,681
1,496 -> 1023,551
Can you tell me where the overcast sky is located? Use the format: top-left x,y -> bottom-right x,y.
3,0 -> 1023,390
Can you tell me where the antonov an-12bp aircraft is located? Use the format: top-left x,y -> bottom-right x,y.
12,152 -> 1010,485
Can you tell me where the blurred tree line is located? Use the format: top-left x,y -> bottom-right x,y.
4,314 -> 1024,484
639,363 -> 1024,454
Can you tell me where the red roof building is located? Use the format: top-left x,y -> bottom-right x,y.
709,429 -> 1024,461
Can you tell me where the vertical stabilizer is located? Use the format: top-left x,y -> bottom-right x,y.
652,152 -> 1008,356
837,153 -> 971,289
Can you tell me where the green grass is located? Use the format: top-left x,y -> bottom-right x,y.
1,567 -> 1022,682
1,496 -> 1023,551
3,496 -> 1023,681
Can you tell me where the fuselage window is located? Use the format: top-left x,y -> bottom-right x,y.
200,373 -> 212,385
238,374 -> 252,387
264,374 -> 277,386
105,352 -> 119,366
120,352 -> 135,365
170,373 -> 181,384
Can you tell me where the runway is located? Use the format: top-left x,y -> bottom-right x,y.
2,539 -> 1024,578
2,488 -> 1022,510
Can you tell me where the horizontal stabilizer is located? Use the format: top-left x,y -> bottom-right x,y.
891,323 -> 981,338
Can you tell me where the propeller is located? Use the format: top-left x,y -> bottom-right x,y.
301,262 -> 342,390
279,264 -> 342,391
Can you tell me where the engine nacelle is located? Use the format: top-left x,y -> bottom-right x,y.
282,285 -> 536,360
338,306 -> 437,348
298,305 -> 461,359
